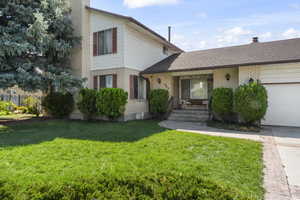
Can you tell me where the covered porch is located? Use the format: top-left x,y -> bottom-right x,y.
144,67 -> 239,110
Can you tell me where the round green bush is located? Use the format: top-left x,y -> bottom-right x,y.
96,88 -> 128,120
234,82 -> 268,124
211,88 -> 234,121
149,89 -> 169,118
77,88 -> 98,120
42,92 -> 74,118
22,96 -> 41,116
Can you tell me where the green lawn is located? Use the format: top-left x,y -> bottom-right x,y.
0,120 -> 264,200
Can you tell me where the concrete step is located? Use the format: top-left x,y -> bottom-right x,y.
172,109 -> 209,115
168,109 -> 209,122
168,116 -> 208,122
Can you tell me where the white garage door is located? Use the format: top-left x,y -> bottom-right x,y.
262,84 -> 300,127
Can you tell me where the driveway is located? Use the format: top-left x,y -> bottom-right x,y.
159,121 -> 300,200
271,127 -> 300,200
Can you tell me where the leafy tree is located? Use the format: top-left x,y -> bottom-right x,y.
0,0 -> 84,93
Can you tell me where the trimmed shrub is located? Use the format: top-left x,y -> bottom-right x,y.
42,92 -> 74,118
0,174 -> 254,200
22,96 -> 41,116
149,89 -> 169,118
77,88 -> 98,120
96,88 -> 128,120
0,101 -> 15,116
234,82 -> 268,125
211,88 -> 234,121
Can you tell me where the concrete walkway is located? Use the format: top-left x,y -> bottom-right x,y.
159,120 -> 300,200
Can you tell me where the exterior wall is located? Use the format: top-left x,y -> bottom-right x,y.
90,11 -> 125,72
213,68 -> 239,89
69,0 -> 91,81
239,62 -> 300,84
123,24 -> 174,71
90,68 -> 149,121
144,73 -> 174,97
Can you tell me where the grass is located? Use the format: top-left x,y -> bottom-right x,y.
0,120 -> 264,199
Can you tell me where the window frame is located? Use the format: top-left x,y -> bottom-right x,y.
93,27 -> 117,57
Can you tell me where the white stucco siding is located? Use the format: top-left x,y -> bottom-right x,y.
124,24 -> 171,71
90,11 -> 125,70
213,68 -> 239,89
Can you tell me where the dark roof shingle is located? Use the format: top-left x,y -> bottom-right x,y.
142,38 -> 300,74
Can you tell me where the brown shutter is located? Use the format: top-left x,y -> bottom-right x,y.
112,28 -> 117,54
93,32 -> 98,56
113,74 -> 117,88
129,75 -> 134,99
93,76 -> 98,90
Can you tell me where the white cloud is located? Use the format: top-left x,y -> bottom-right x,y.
282,28 -> 300,39
259,32 -> 272,40
124,0 -> 180,8
195,12 -> 207,19
289,3 -> 300,9
173,34 -> 207,51
217,27 -> 252,46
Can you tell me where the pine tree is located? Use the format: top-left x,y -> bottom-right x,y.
0,0 -> 84,93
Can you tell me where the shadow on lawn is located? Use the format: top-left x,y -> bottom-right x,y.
0,120 -> 167,148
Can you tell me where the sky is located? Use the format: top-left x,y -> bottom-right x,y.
91,0 -> 300,51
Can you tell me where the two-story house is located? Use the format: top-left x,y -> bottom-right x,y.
70,0 -> 300,127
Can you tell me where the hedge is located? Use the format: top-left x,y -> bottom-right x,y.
234,82 -> 268,124
42,92 -> 74,118
211,88 -> 234,121
96,88 -> 128,120
77,88 -> 98,120
149,89 -> 169,119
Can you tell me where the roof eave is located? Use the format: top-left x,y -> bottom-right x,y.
141,59 -> 300,75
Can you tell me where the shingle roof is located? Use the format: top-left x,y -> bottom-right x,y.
142,38 -> 300,74
86,6 -> 183,52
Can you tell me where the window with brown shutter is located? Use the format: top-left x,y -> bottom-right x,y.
93,28 -> 117,56
130,75 -> 146,99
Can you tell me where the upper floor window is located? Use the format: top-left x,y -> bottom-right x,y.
93,28 -> 117,56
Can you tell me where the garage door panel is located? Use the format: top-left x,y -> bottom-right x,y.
262,84 -> 300,127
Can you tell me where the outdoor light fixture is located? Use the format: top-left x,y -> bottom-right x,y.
225,73 -> 231,81
157,78 -> 161,84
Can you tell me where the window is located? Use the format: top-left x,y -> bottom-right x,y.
93,28 -> 117,56
130,75 -> 146,99
93,74 -> 117,89
163,46 -> 168,55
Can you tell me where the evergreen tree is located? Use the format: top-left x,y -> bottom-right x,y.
0,0 -> 84,93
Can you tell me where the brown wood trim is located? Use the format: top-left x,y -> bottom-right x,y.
113,74 -> 117,88
112,28 -> 117,54
129,75 -> 134,99
262,82 -> 300,85
93,76 -> 98,90
93,32 -> 98,56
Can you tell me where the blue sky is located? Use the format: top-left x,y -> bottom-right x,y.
91,0 -> 300,51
